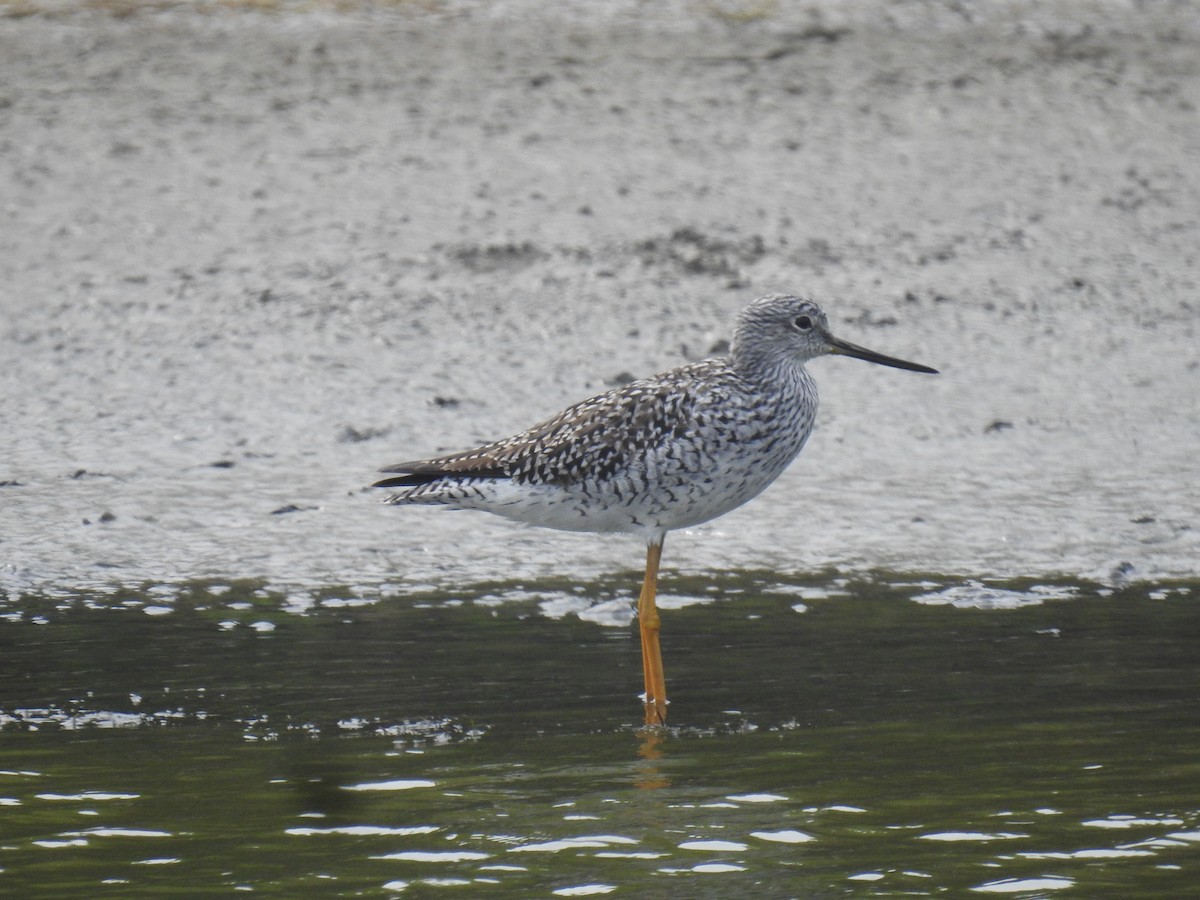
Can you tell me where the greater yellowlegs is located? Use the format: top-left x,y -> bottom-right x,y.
374,295 -> 938,725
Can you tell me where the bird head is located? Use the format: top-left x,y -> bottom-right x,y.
732,294 -> 938,375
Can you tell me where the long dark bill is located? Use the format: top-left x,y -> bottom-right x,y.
827,336 -> 939,374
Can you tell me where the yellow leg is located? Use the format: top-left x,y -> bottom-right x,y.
638,538 -> 667,726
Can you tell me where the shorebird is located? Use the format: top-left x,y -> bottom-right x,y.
373,294 -> 937,725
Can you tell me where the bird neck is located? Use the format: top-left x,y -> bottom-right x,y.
730,348 -> 812,397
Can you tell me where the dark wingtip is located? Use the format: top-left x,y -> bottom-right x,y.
372,473 -> 435,489
372,461 -> 443,489
371,459 -> 509,489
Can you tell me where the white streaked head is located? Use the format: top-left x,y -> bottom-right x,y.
732,294 -> 938,376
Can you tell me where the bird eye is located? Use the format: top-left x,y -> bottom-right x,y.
794,315 -> 813,330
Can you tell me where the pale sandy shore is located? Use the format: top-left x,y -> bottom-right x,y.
1,1 -> 1197,595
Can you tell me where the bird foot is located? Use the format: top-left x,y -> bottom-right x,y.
640,693 -> 668,726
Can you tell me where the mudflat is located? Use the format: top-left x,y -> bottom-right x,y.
2,1 -> 1197,593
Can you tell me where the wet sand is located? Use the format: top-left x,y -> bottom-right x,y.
2,1 -> 1198,595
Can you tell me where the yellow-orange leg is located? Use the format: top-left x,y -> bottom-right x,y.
638,538 -> 667,725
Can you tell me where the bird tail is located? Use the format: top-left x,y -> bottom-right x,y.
372,469 -> 446,489
371,457 -> 509,492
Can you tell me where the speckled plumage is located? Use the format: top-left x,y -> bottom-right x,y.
376,296 -> 830,540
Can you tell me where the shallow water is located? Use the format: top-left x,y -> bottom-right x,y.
3,574 -> 1198,897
